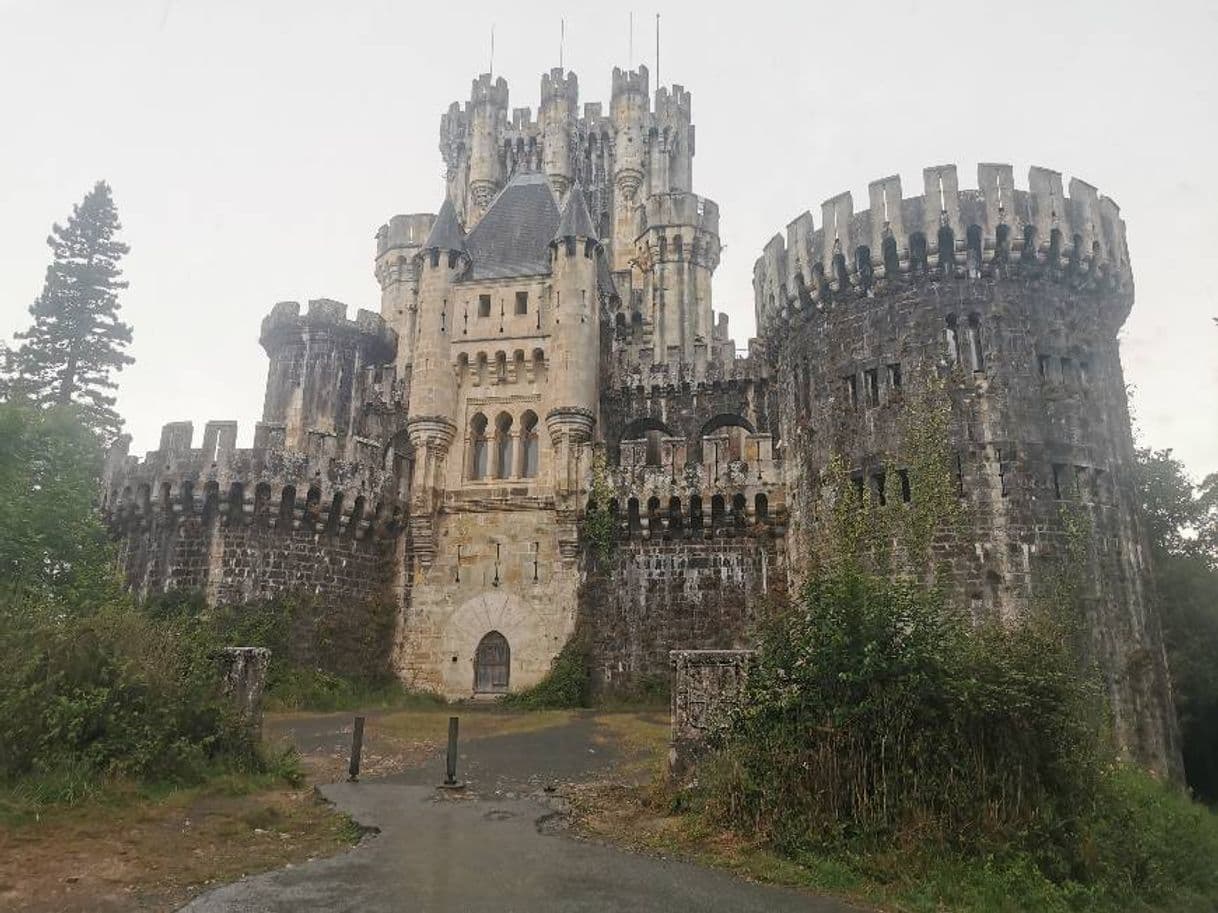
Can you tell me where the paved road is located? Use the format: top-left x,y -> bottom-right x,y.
181,714 -> 858,913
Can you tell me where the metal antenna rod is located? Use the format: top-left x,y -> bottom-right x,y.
490,24 -> 495,77
655,13 -> 660,86
629,12 -> 633,67
560,18 -> 565,70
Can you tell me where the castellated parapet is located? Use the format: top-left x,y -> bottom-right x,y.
103,416 -> 403,606
757,163 -> 1177,779
754,164 -> 1131,335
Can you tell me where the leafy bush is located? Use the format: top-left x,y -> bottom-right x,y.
501,630 -> 592,709
698,563 -> 1218,909
0,592 -> 258,790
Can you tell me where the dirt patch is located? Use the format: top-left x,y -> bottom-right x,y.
0,784 -> 360,913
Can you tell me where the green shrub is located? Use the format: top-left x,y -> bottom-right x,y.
501,630 -> 592,709
697,563 -> 1218,909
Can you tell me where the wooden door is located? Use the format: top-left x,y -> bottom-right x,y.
475,631 -> 510,693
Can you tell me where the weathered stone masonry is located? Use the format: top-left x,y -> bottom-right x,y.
103,67 -> 1180,779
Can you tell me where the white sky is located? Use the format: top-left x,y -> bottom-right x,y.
1,0 -> 1215,481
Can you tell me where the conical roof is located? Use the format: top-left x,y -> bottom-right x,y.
553,185 -> 598,242
422,196 -> 467,253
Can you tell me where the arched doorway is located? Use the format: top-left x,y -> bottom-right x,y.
475,631 -> 510,694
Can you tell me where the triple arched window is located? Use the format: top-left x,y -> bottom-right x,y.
468,409 -> 541,481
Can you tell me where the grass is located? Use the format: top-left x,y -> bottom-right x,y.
567,725 -> 1218,913
0,769 -> 361,913
263,667 -> 448,713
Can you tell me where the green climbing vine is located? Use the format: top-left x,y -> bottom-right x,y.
581,446 -> 616,569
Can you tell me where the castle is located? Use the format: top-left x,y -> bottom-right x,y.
102,65 -> 1181,777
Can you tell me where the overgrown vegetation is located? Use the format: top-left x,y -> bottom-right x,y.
1134,445 -> 1218,801
501,627 -> 593,709
683,371 -> 1218,912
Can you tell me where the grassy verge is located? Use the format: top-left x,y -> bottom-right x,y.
0,765 -> 361,913
569,724 -> 1218,913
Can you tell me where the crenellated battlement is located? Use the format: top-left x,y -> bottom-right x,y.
540,67 -> 578,107
259,298 -> 397,360
638,192 -> 720,239
611,65 -> 650,101
654,84 -> 691,123
469,72 -> 509,108
753,164 -> 1133,335
376,214 -> 436,257
102,420 -> 404,540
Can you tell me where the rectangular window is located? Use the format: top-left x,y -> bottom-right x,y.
872,471 -> 887,506
515,291 -> 529,315
864,368 -> 879,407
1051,463 -> 1067,499
887,362 -> 902,393
843,374 -> 858,409
1038,354 -> 1052,379
478,294 -> 491,318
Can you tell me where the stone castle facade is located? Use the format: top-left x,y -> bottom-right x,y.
102,66 -> 1180,776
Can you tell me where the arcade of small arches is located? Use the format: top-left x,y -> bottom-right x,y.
594,490 -> 774,540
456,348 -> 548,387
466,409 -> 542,481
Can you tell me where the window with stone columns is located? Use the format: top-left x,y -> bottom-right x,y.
469,413 -> 489,480
494,412 -> 514,479
520,410 -> 539,478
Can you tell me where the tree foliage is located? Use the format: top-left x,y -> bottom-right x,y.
6,181 -> 133,441
1133,446 -> 1218,800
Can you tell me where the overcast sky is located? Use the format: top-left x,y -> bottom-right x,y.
1,0 -> 1215,480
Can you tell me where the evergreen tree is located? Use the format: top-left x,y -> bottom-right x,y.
7,181 -> 133,439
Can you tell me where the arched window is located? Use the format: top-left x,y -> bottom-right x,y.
710,494 -> 726,527
689,495 -> 704,530
349,495 -> 366,539
470,413 -> 489,480
254,482 -> 272,525
227,482 -> 244,525
305,485 -> 322,525
202,481 -> 220,525
645,430 -> 664,467
325,491 -> 344,536
519,410 -> 539,478
278,485 -> 295,528
754,492 -> 769,521
647,496 -> 662,533
732,493 -> 748,526
627,497 -> 641,535
668,496 -> 683,532
494,412 -> 514,479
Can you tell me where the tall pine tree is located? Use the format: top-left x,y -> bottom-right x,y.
7,181 -> 133,439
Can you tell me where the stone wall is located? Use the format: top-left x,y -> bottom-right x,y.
587,536 -> 784,694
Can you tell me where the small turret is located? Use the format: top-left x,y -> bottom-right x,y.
259,300 -> 396,450
405,197 -> 469,568
467,74 -> 510,225
374,213 -> 436,373
540,68 -> 579,197
547,186 -> 602,502
652,84 -> 694,194
610,65 -> 650,271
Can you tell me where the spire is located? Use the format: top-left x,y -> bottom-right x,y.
553,185 -> 598,242
423,196 -> 468,254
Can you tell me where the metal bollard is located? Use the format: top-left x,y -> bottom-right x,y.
348,715 -> 365,782
440,715 -> 464,789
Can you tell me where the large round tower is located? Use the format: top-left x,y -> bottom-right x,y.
754,163 -> 1181,779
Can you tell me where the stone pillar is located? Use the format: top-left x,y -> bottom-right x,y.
218,647 -> 271,740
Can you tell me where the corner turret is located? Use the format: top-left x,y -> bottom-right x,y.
610,65 -> 650,272
375,213 -> 436,372
547,186 -> 602,503
467,74 -> 509,225
540,68 -> 579,197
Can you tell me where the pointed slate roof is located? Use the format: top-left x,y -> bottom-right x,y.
422,196 -> 467,253
464,171 -> 560,280
554,184 -> 598,242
